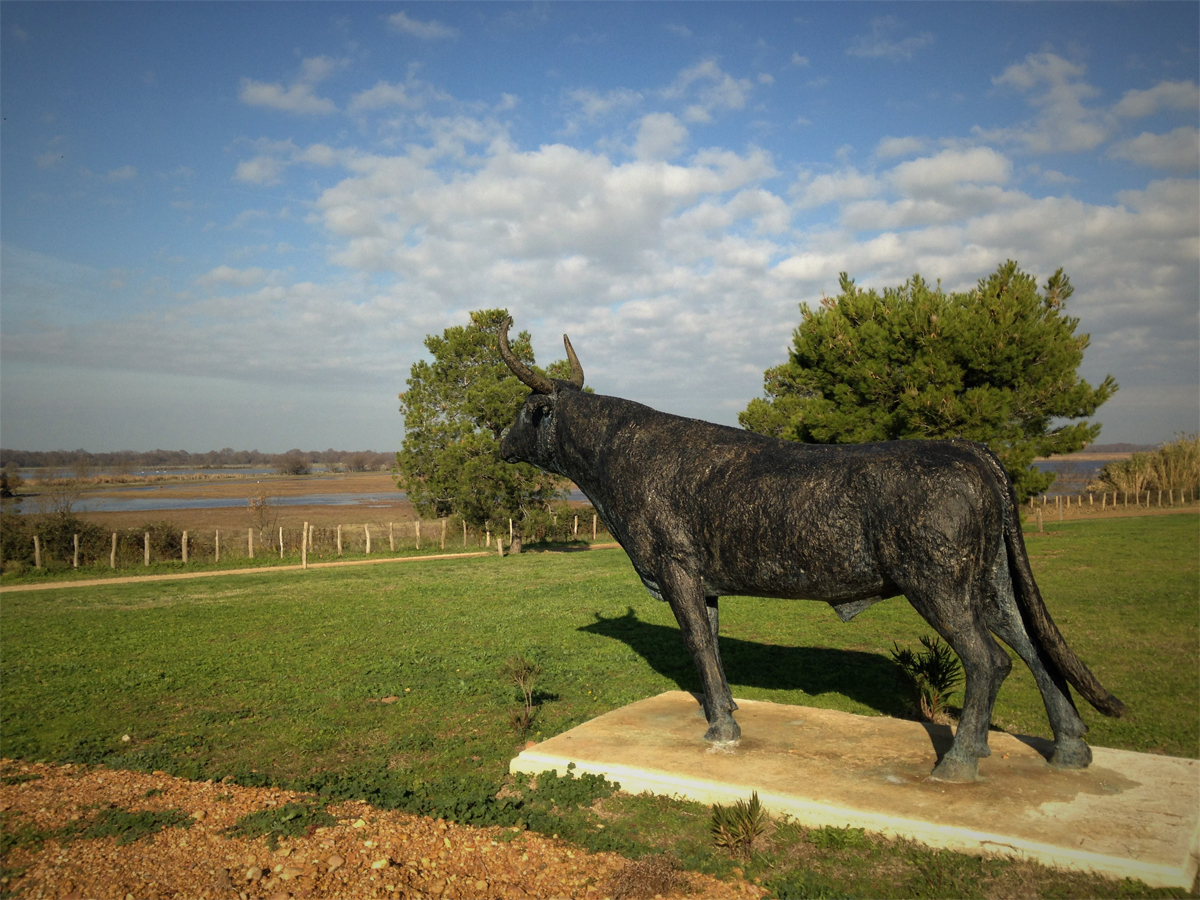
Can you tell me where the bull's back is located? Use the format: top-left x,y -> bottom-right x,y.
597,428 -> 1004,601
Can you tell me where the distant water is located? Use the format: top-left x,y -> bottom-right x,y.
12,487 -> 591,514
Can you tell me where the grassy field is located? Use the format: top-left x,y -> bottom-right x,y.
1,514 -> 1196,897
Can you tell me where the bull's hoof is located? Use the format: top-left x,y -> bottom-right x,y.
704,717 -> 740,743
1050,738 -> 1092,769
929,755 -> 978,783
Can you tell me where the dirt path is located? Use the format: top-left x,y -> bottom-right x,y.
0,545 -> 624,595
0,759 -> 764,900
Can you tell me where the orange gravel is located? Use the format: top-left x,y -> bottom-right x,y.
0,760 -> 766,900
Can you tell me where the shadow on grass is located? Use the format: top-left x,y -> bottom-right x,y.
580,607 -> 911,717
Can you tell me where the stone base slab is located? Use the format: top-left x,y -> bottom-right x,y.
511,691 -> 1199,889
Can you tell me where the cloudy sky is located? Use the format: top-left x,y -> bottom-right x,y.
2,2 -> 1197,453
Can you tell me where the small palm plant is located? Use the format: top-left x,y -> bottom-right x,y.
891,635 -> 964,724
502,655 -> 543,734
710,791 -> 768,860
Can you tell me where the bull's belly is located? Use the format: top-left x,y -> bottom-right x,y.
705,571 -> 901,605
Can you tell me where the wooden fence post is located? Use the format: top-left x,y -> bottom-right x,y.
365,524 -> 371,554
1037,508 -> 1043,533
415,520 -> 421,550
110,532 -> 117,569
389,522 -> 395,552
441,518 -> 446,550
1089,493 -> 1093,506
592,514 -> 597,540
1169,489 -> 1174,506
509,518 -> 513,545
279,527 -> 283,559
485,529 -> 490,547
73,533 -> 79,569
337,525 -> 342,556
183,531 -> 189,564
496,534 -> 504,557
302,522 -> 308,569
215,530 -> 220,563
248,528 -> 254,560
463,520 -> 467,547
144,532 -> 150,567
574,515 -> 579,538
33,535 -> 41,569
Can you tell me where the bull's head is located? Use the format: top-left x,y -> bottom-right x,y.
498,317 -> 584,475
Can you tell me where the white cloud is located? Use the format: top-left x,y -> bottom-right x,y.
36,147 -> 64,169
106,165 -> 137,182
633,112 -> 688,161
1113,80 -> 1200,118
663,60 -> 753,124
299,55 -> 348,84
977,52 -> 1110,153
567,87 -> 642,123
197,265 -> 269,288
890,147 -> 1012,197
875,135 -> 928,159
1108,127 -> 1200,173
791,53 -> 810,67
239,78 -> 336,114
793,168 -> 881,208
235,155 -> 286,185
846,16 -> 934,62
388,11 -> 457,40
349,80 -> 422,114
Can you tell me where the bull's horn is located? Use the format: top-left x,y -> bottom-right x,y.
498,317 -> 555,394
563,335 -> 584,389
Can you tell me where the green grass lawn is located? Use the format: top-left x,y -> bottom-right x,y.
2,514 -> 1196,898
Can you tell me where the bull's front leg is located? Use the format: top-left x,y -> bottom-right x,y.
661,563 -> 740,743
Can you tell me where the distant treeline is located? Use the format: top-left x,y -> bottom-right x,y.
0,448 -> 394,473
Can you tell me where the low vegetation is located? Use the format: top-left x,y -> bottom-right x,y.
0,515 -> 1195,897
1092,434 -> 1200,497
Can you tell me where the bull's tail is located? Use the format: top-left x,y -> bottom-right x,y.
998,470 -> 1127,718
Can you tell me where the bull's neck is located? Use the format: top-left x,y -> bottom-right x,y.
552,391 -> 638,490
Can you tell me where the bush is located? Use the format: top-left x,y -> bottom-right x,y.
1093,434 -> 1199,496
1,512 -> 107,569
277,451 -> 311,476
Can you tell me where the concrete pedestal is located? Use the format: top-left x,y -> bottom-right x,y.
511,691 -> 1199,889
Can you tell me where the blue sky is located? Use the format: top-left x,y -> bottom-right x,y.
2,2 -> 1197,452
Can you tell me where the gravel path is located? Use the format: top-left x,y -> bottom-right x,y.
1,760 -> 765,900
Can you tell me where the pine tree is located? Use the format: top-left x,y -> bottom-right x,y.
395,309 -> 570,547
740,261 -> 1117,500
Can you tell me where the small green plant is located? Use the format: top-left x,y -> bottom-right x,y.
501,655 -> 543,734
0,773 -> 41,786
806,825 -> 871,851
710,791 -> 767,861
225,801 -> 336,850
891,635 -> 963,724
766,868 -> 851,900
142,788 -> 163,798
77,807 -> 194,846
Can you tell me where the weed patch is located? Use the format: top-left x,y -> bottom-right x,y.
77,807 -> 194,846
225,801 -> 336,850
0,774 -> 40,786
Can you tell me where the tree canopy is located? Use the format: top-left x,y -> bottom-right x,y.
395,309 -> 571,541
739,261 -> 1117,500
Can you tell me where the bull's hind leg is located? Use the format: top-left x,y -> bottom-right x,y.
706,597 -> 737,713
907,587 -> 1012,782
661,564 -> 739,743
985,568 -> 1091,769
